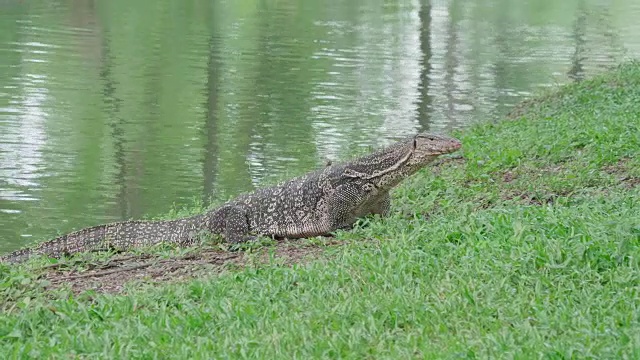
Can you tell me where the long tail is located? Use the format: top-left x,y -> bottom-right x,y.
1,214 -> 211,264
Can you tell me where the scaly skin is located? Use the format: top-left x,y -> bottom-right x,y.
1,133 -> 461,263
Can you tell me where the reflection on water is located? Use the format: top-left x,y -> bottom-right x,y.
0,0 -> 639,251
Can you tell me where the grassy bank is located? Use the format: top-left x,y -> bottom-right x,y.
1,63 -> 640,358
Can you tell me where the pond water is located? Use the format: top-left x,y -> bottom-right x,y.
1,0 -> 639,251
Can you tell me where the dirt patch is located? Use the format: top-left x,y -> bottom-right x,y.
498,158 -> 638,205
625,177 -> 640,188
501,190 -> 562,206
603,158 -> 639,189
39,240 -> 340,295
497,165 -> 575,205
502,171 -> 516,183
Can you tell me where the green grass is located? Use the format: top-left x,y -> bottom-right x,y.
1,62 -> 640,358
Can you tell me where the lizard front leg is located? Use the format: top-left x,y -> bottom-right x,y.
369,193 -> 391,217
327,182 -> 371,230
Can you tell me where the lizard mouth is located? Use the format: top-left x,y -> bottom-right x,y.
448,139 -> 462,151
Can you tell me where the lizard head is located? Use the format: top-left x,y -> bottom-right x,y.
339,132 -> 461,191
408,133 -> 462,165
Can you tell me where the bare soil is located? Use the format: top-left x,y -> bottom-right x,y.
603,157 -> 640,189
39,240 -> 340,294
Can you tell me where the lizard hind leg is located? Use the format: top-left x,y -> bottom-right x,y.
220,205 -> 254,244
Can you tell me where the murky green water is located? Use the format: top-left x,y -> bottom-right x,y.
1,0 -> 639,251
